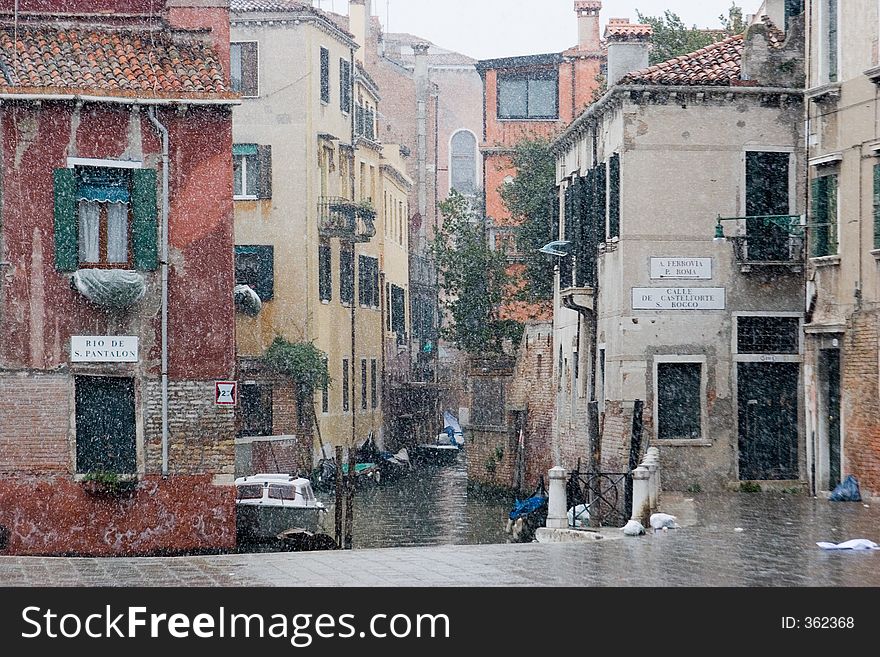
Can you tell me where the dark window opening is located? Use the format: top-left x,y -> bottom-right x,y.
657,362 -> 702,440
321,357 -> 329,413
390,283 -> 406,340
240,383 -> 273,437
737,316 -> 800,354
75,376 -> 136,475
745,151 -> 791,261
235,245 -> 274,301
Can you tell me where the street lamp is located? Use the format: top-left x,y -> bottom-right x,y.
712,213 -> 806,242
539,240 -> 572,256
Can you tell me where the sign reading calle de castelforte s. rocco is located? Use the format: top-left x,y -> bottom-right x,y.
650,257 -> 712,279
71,335 -> 139,362
632,287 -> 726,310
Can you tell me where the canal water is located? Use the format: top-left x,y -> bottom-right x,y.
315,451 -> 516,549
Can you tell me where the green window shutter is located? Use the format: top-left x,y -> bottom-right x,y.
608,154 -> 620,239
257,144 -> 272,199
811,177 -> 828,257
874,165 -> 880,250
54,168 -> 78,271
131,168 -> 158,271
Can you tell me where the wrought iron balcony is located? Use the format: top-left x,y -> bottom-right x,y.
714,214 -> 806,273
728,234 -> 805,272
317,196 -> 376,243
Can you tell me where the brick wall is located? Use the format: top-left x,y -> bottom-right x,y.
467,325 -> 557,492
0,372 -> 69,474
843,310 -> 880,496
144,380 -> 235,476
0,473 -> 235,556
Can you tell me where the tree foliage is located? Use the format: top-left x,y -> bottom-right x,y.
432,191 -> 523,354
637,4 -> 744,66
500,138 -> 558,301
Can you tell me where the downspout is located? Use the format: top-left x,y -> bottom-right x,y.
147,106 -> 170,478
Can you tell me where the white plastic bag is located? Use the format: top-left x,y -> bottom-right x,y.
649,513 -> 679,530
567,503 -> 590,527
622,519 -> 645,536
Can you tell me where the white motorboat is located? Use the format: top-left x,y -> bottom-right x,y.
234,473 -> 326,541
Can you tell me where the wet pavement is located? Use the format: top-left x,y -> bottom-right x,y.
2,492 -> 880,586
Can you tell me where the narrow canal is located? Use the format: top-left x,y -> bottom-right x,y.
315,451 -> 516,549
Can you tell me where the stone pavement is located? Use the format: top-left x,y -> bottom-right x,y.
2,493 -> 880,586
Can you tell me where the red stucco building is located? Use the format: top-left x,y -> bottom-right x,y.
0,0 -> 239,555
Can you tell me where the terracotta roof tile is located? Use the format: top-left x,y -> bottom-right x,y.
0,23 -> 229,97
230,0 -> 310,11
604,18 -> 653,41
619,34 -> 745,86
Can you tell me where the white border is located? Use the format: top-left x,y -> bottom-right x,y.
652,355 -> 708,445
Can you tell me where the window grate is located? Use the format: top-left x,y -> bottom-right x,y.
737,316 -> 800,354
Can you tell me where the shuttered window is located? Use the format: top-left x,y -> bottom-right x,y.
342,358 -> 350,411
54,166 -> 156,272
340,58 -> 352,113
370,358 -> 378,409
319,241 -> 332,301
810,174 -> 838,257
608,153 -> 620,239
320,47 -> 330,104
230,42 -> 259,97
390,283 -> 406,337
827,0 -> 838,83
358,255 -> 379,308
361,358 -> 368,411
233,143 -> 272,199
340,246 -> 354,304
874,165 -> 880,249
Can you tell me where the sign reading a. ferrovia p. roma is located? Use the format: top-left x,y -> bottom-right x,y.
650,257 -> 712,279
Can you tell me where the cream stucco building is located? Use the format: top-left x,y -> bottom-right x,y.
551,9 -> 807,490
230,0 -> 409,470
803,0 -> 880,498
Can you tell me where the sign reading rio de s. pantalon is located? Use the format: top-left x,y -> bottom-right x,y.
71,335 -> 139,362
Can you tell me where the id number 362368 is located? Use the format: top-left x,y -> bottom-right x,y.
781,617 -> 854,629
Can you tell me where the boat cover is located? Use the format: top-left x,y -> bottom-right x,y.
72,268 -> 145,308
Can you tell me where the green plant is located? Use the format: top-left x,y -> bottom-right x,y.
739,481 -> 762,493
484,458 -> 497,474
494,446 -> 505,462
81,470 -> 136,495
263,337 -> 330,391
686,483 -> 703,494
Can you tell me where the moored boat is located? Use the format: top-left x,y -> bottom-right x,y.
235,473 -> 326,541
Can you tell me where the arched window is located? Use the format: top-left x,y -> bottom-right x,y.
450,129 -> 476,195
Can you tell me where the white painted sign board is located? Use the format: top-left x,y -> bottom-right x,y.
71,336 -> 139,362
650,257 -> 712,279
632,287 -> 726,310
215,381 -> 238,406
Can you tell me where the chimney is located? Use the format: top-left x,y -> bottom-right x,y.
166,1 -> 230,76
349,0 -> 371,64
604,18 -> 653,86
574,0 -> 602,52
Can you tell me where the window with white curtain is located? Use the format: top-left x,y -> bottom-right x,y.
76,167 -> 130,266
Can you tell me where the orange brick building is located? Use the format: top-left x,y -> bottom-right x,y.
476,0 -> 608,323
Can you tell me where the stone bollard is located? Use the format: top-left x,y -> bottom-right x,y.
546,466 -> 568,529
631,466 -> 650,524
647,447 -> 661,501
644,454 -> 658,511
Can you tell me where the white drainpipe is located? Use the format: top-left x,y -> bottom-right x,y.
147,106 -> 170,477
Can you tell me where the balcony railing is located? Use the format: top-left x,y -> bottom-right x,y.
317,196 -> 376,243
729,234 -> 805,272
